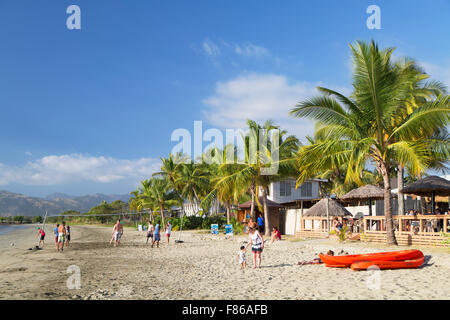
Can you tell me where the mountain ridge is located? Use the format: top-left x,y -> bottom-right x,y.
0,190 -> 130,216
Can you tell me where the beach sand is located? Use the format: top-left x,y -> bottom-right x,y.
0,225 -> 449,300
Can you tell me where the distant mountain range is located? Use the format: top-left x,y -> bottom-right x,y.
0,190 -> 130,217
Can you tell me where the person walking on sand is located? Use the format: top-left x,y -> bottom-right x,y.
57,222 -> 67,252
146,221 -> 154,244
53,224 -> 59,251
245,226 -> 264,269
111,220 -> 123,247
238,246 -> 247,269
165,221 -> 172,245
152,221 -> 160,248
65,225 -> 71,247
36,227 -> 45,248
257,213 -> 264,234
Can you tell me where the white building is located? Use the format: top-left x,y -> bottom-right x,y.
266,178 -> 324,204
264,178 -> 325,235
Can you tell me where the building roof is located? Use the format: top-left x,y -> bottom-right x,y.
400,175 -> 450,196
340,185 -> 385,201
303,198 -> 352,217
238,197 -> 282,209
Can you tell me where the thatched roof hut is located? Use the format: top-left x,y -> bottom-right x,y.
340,185 -> 385,201
303,198 -> 352,217
400,176 -> 450,214
400,176 -> 450,196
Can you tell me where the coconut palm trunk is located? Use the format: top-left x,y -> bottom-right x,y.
250,183 -> 256,220
261,188 -> 270,236
160,204 -> 166,231
379,161 -> 398,245
397,164 -> 404,215
226,201 -> 231,224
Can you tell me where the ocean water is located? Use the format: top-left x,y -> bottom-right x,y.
0,224 -> 29,236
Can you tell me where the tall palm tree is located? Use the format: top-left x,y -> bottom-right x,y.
290,40 -> 450,245
211,120 -> 300,235
147,177 -> 178,231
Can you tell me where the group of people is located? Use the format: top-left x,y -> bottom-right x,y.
145,220 -> 172,248
35,222 -> 71,251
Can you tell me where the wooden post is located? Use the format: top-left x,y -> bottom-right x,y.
326,198 -> 330,233
431,191 -> 435,214
420,217 -> 423,233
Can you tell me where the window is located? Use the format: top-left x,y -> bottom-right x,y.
279,181 -> 291,197
300,182 -> 312,197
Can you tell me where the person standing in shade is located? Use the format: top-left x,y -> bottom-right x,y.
166,221 -> 172,245
152,221 -> 161,248
257,213 -> 264,234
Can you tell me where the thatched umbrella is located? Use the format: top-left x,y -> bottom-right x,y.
400,176 -> 450,214
340,185 -> 385,216
304,198 -> 352,217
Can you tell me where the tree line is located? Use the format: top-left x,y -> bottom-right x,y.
130,41 -> 449,245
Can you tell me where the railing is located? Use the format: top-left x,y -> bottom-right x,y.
362,215 -> 449,247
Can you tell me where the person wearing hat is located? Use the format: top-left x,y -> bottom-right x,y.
36,227 -> 46,248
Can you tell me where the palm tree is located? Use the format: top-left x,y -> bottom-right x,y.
211,120 -> 300,235
147,177 -> 178,231
290,40 -> 450,245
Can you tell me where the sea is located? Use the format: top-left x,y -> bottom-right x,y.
0,224 -> 30,236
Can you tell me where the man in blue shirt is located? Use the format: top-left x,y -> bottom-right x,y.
152,222 -> 161,248
257,214 -> 264,234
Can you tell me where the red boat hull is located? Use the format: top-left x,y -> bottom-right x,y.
351,256 -> 425,270
319,249 -> 423,267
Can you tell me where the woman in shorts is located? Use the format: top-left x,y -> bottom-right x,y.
245,226 -> 264,269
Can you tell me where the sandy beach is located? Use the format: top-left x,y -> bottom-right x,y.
0,225 -> 449,300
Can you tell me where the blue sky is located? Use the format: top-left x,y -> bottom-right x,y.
0,0 -> 449,197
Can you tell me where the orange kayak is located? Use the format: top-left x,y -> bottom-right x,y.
319,249 -> 423,267
351,256 -> 425,271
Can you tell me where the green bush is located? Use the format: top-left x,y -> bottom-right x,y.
230,217 -> 245,235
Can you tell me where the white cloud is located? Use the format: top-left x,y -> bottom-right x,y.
202,73 -> 351,139
202,38 -> 221,56
227,42 -> 270,58
197,39 -> 274,61
418,61 -> 450,89
0,154 -> 161,187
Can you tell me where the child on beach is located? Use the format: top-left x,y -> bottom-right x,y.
166,222 -> 172,245
238,246 -> 247,269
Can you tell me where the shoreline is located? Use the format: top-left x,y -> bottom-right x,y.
0,225 -> 449,300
